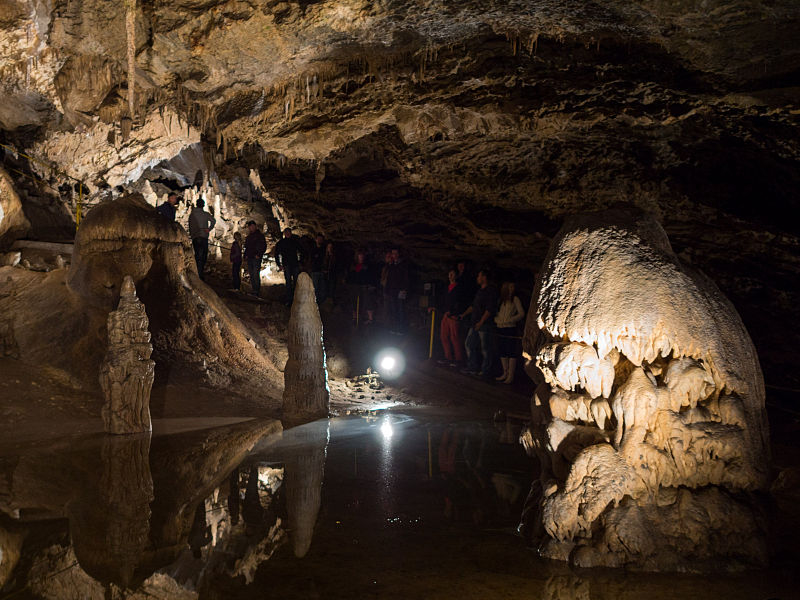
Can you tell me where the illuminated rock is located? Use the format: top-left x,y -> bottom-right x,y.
100,276 -> 154,434
522,208 -> 770,571
282,272 -> 329,424
0,166 -> 30,249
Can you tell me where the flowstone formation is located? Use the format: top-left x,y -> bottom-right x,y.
522,208 -> 770,572
282,272 -> 329,424
100,276 -> 154,434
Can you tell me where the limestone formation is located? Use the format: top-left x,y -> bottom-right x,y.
0,167 -> 30,250
282,272 -> 329,424
99,275 -> 154,434
522,208 -> 770,571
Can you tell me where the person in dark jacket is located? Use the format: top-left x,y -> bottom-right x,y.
188,198 -> 216,280
310,233 -> 326,303
156,192 -> 180,221
244,221 -> 267,297
347,249 -> 375,324
274,227 -> 306,305
439,268 -> 468,365
230,231 -> 243,291
385,248 -> 409,333
460,269 -> 498,378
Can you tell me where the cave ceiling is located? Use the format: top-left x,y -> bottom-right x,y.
1,0 -> 800,383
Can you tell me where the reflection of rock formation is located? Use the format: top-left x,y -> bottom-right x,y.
523,208 -> 770,571
1,418 -> 281,593
68,434 -> 153,588
283,273 -> 329,425
100,276 -> 154,434
280,420 -> 330,558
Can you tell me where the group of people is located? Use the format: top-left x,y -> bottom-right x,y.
157,193 -> 217,281
437,264 -> 525,384
229,225 -> 338,305
344,248 -> 409,332
156,194 -> 523,383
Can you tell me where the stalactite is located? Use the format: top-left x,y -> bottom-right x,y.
125,0 -> 137,121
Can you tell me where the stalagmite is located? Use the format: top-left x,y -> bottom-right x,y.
99,275 -> 155,434
282,272 -> 329,424
522,207 -> 770,572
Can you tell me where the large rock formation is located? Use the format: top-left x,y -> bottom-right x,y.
522,208 -> 770,571
282,272 -> 329,424
67,192 -> 282,392
100,275 -> 154,434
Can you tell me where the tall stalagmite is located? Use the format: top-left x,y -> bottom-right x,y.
100,275 -> 155,434
282,272 -> 329,424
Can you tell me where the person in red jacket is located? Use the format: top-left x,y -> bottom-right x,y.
439,268 -> 468,365
229,231 -> 243,291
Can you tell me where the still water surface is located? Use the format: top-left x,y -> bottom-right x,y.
0,413 -> 795,599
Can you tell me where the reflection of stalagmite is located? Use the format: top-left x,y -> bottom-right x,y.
282,420 -> 329,558
522,208 -> 770,572
283,273 -> 329,424
100,276 -> 155,434
69,434 -> 154,589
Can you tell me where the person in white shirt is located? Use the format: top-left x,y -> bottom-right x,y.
494,281 -> 525,383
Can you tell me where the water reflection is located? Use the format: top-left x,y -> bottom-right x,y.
2,413 -> 796,599
68,434 -> 153,588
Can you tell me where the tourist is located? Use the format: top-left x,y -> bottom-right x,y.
244,220 -> 267,297
310,233 -> 326,303
494,281 -> 525,383
188,198 -> 216,280
346,249 -> 375,325
230,231 -> 243,291
323,241 -> 338,304
156,192 -> 180,221
456,259 -> 477,301
439,268 -> 468,366
274,227 -> 306,305
385,248 -> 409,333
460,269 -> 498,379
